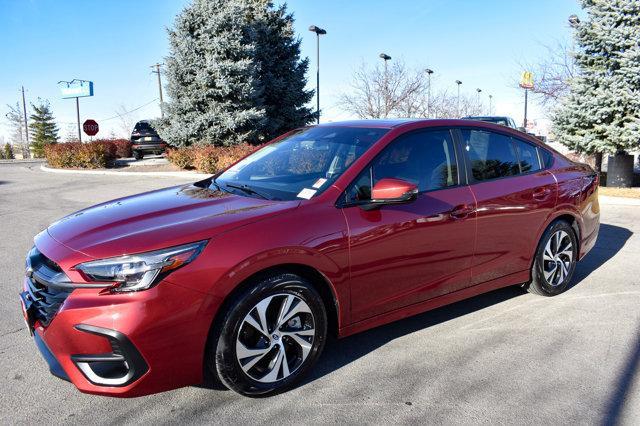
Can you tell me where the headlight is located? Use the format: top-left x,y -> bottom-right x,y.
75,241 -> 207,292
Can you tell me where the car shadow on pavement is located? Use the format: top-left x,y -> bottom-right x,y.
569,223 -> 633,288
305,223 -> 633,388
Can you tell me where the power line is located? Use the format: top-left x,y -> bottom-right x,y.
56,98 -> 158,124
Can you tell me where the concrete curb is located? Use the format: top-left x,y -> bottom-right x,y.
0,159 -> 45,165
40,163 -> 209,179
599,195 -> 640,206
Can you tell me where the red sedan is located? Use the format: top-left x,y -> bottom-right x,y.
20,119 -> 599,397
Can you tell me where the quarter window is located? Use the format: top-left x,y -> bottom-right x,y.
461,129 -> 519,181
513,139 -> 542,173
345,130 -> 458,203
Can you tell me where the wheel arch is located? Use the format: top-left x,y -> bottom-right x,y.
530,210 -> 582,272
202,261 -> 342,381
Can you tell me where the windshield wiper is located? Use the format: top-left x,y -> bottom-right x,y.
223,182 -> 270,200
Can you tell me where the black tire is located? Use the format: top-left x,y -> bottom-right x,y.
133,151 -> 143,160
211,272 -> 327,397
527,220 -> 578,296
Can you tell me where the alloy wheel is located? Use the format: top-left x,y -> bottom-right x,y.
542,230 -> 574,287
235,293 -> 315,383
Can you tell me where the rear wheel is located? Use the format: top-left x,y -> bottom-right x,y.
133,151 -> 143,160
211,273 -> 327,396
527,220 -> 578,296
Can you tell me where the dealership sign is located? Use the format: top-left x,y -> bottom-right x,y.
59,80 -> 94,99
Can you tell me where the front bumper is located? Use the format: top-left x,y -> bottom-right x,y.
21,276 -> 220,397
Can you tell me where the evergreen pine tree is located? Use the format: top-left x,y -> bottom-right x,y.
158,0 -> 314,146
249,0 -> 314,141
552,0 -> 640,160
29,99 -> 59,157
158,0 -> 264,147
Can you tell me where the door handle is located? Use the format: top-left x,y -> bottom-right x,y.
450,204 -> 474,220
533,187 -> 551,200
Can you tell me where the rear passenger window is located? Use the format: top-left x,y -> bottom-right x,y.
460,129 -> 519,181
513,139 -> 541,173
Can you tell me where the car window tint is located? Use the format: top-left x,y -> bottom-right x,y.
513,139 -> 541,173
346,130 -> 458,202
461,129 -> 519,181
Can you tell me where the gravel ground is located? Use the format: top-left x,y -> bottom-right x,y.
0,162 -> 638,425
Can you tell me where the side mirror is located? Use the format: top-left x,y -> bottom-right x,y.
361,178 -> 418,210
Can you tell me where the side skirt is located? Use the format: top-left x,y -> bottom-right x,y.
338,269 -> 530,338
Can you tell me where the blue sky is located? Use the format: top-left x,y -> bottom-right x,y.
0,0 -> 581,141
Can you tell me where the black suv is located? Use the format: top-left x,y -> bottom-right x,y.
130,120 -> 167,160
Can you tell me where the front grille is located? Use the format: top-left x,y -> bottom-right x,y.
25,247 -> 72,327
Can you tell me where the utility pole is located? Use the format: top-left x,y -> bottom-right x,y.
151,63 -> 164,118
21,86 -> 29,145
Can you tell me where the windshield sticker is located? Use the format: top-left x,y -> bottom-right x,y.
297,188 -> 317,200
312,178 -> 327,189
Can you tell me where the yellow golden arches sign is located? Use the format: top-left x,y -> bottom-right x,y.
520,71 -> 534,89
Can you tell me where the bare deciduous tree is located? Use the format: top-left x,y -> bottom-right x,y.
115,104 -> 139,138
5,102 -> 30,158
339,61 -> 486,119
516,40 -> 574,108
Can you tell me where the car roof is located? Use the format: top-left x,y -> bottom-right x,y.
313,118 -> 543,145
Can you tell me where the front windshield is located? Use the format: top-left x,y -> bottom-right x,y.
214,126 -> 388,201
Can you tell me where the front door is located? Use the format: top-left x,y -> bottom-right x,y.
341,128 -> 477,323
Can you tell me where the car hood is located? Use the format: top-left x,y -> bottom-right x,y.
47,183 -> 299,258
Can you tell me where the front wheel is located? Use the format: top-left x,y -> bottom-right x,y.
211,273 -> 327,396
527,220 -> 578,296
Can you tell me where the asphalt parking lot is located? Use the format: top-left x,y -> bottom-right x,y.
0,162 -> 638,424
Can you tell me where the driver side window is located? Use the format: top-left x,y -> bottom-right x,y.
345,129 -> 458,203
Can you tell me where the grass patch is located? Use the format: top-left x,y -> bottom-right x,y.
599,186 -> 640,198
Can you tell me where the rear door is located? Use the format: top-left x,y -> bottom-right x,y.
458,128 -> 557,285
342,128 -> 477,322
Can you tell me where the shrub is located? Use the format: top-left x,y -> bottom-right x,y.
192,146 -> 220,174
45,141 -> 117,169
166,144 -> 258,174
166,147 -> 194,169
215,144 -> 257,171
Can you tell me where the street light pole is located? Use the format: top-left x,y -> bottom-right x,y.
568,15 -> 581,80
476,88 -> 482,113
151,63 -> 164,119
455,80 -> 462,117
309,25 -> 326,124
379,53 -> 391,118
425,68 -> 433,118
488,94 -> 493,115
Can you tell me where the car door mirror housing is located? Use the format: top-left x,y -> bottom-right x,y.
360,178 -> 418,210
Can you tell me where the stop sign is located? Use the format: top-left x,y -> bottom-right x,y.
83,119 -> 99,136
